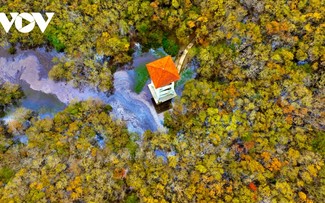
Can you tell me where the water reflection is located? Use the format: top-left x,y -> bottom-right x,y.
19,80 -> 66,119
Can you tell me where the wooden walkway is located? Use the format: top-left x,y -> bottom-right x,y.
175,41 -> 195,72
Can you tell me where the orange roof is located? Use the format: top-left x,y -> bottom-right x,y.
146,55 -> 180,88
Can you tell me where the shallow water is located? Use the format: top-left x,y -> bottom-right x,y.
19,80 -> 66,118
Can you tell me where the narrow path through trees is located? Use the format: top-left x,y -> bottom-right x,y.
175,41 -> 195,72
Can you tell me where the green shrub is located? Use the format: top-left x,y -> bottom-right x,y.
126,193 -> 139,203
45,29 -> 65,52
312,131 -> 325,156
162,36 -> 179,56
8,46 -> 16,55
0,167 -> 15,184
104,104 -> 113,113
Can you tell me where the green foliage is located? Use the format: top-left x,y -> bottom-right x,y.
0,0 -> 324,202
160,61 -> 323,202
134,64 -> 149,93
8,46 -> 16,55
126,134 -> 139,159
162,36 -> 179,56
0,100 -> 134,201
126,193 -> 139,203
0,167 -> 15,184
136,22 -> 149,34
0,82 -> 24,117
104,104 -> 113,113
45,30 -> 65,52
312,131 -> 325,156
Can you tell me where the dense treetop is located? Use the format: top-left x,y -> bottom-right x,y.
0,0 -> 324,202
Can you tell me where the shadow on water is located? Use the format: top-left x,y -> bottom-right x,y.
19,80 -> 66,118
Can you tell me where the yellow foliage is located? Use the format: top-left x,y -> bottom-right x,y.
56,140 -> 64,147
215,183 -> 223,196
156,183 -> 164,191
301,171 -> 313,184
226,32 -> 232,39
152,15 -> 159,21
285,115 -> 293,124
197,16 -> 208,23
304,24 -> 313,32
150,1 -> 159,8
297,180 -> 304,187
36,183 -> 43,190
209,134 -> 221,145
110,155 -> 120,165
312,62 -> 319,71
261,151 -> 271,162
29,182 -> 37,188
307,165 -> 318,177
312,13 -> 322,20
75,187 -> 83,195
195,165 -> 207,173
187,21 -> 196,28
102,32 -> 109,38
226,185 -> 233,193
168,156 -> 178,168
269,158 -> 282,171
298,191 -> 307,201
91,148 -> 97,157
71,192 -> 79,200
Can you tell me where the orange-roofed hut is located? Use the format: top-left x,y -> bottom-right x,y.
146,55 -> 180,104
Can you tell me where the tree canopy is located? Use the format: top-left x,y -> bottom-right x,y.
0,0 -> 324,202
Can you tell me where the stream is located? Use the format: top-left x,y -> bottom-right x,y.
0,46 -> 167,135
0,43 -> 198,135
19,80 -> 66,118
